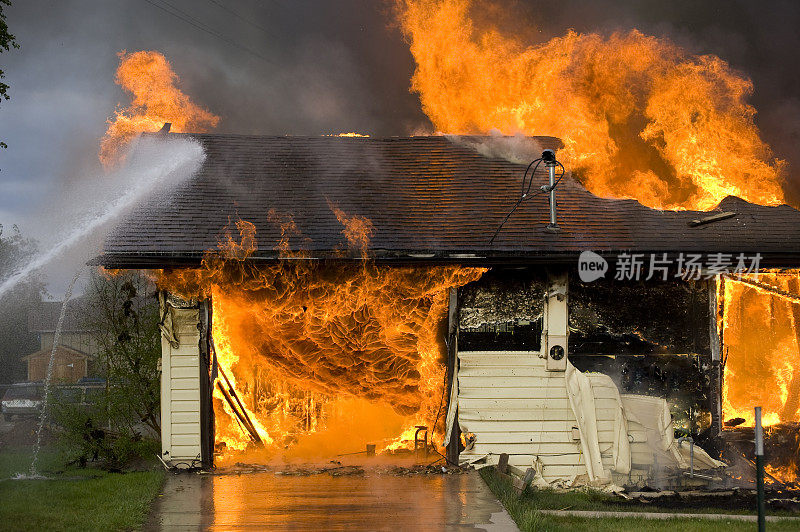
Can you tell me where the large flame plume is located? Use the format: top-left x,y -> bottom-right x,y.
722,273 -> 800,427
160,213 -> 485,460
394,0 -> 786,210
100,50 -> 219,168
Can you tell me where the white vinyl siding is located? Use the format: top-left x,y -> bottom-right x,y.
457,351 -> 619,480
160,307 -> 202,464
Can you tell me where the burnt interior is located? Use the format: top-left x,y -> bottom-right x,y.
458,267 -> 713,433
200,266 -> 798,485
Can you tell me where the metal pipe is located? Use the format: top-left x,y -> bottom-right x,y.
547,163 -> 557,227
755,406 -> 765,532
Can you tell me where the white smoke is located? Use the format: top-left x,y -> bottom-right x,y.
0,136 -> 205,300
446,129 -> 544,165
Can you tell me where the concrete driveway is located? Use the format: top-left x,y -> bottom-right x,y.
147,469 -> 518,531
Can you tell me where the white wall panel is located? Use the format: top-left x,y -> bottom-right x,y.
160,306 -> 203,465
457,350 -> 628,478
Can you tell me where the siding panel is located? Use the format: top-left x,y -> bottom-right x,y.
161,306 -> 203,463
457,350 -> 628,482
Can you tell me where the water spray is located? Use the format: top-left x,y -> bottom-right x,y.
0,137 -> 204,302
28,267 -> 83,478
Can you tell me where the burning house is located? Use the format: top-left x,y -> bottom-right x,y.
98,132 -> 800,487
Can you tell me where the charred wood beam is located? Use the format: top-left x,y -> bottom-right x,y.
446,287 -> 460,465
724,275 -> 800,304
198,299 -> 214,468
217,363 -> 263,445
708,279 -> 722,437
215,381 -> 258,443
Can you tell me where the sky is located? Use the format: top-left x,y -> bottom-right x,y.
1,0 -> 799,295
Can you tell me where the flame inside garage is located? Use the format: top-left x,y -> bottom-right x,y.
159,218 -> 485,463
207,263 -> 484,462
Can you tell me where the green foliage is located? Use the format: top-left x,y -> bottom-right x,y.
0,225 -> 46,384
52,397 -> 160,472
0,0 -> 19,151
85,269 -> 161,435
53,270 -> 161,470
0,0 -> 19,99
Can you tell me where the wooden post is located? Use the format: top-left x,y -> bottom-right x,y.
497,453 -> 509,475
708,278 -> 722,436
445,287 -> 460,465
198,298 -> 215,469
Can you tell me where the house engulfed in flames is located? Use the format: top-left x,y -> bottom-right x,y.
99,132 -> 800,486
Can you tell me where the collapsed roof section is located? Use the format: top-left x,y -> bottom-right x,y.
98,133 -> 800,268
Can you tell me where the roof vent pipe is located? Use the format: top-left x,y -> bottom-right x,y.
540,149 -> 560,232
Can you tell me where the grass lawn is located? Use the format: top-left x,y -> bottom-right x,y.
480,467 -> 800,531
0,447 -> 165,531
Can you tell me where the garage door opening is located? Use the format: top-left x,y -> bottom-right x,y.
194,259 -> 485,465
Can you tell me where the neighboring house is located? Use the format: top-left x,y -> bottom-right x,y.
26,298 -> 99,384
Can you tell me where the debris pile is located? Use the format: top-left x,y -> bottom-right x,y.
214,461 -> 468,477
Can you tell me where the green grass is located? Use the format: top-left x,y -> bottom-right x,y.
0,447 -> 165,531
480,467 -> 800,531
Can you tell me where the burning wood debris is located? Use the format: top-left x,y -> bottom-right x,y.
214,462 -> 468,477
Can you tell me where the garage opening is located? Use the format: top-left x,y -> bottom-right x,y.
156,213 -> 486,467
205,261 -> 484,464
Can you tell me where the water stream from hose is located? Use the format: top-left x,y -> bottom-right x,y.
26,267 -> 82,478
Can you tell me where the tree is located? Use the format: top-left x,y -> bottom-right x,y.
0,225 -> 46,384
0,0 -> 19,149
84,269 -> 161,435
54,270 -> 161,470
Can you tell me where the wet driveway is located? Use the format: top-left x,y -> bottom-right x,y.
148,469 -> 518,531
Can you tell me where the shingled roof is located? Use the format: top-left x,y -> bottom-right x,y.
99,133 -> 800,267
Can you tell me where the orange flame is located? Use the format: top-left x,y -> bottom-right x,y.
394,0 -> 786,210
722,272 -> 800,427
159,210 -> 485,460
100,50 -> 219,168
395,0 -> 800,478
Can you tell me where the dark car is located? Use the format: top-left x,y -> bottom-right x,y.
2,381 -> 108,422
1,383 -> 44,421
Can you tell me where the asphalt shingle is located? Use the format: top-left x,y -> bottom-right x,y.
98,133 -> 800,267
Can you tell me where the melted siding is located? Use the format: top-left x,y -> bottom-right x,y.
457,350 -> 623,480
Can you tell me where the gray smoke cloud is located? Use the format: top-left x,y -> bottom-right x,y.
0,0 -> 424,232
